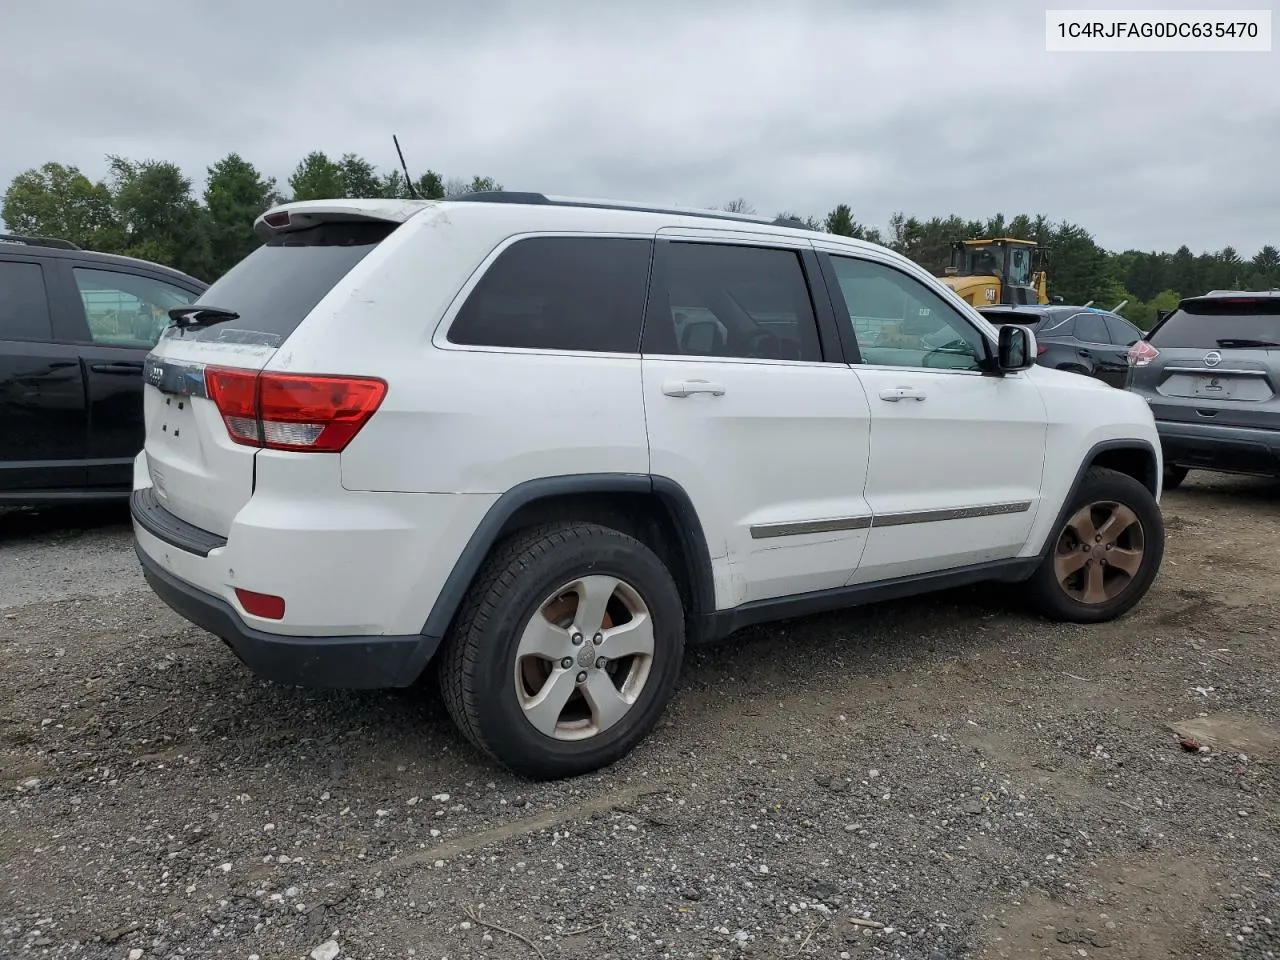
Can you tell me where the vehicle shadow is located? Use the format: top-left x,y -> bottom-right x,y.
1166,471 -> 1280,505
0,503 -> 131,543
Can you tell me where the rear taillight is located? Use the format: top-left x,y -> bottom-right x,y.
205,368 -> 387,453
205,368 -> 261,445
1128,340 -> 1160,367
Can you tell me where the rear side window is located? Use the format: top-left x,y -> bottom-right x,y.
1074,312 -> 1109,344
184,220 -> 397,347
448,236 -> 652,353
1149,299 -> 1280,349
643,242 -> 823,362
0,260 -> 53,342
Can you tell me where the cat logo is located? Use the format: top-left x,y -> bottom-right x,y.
984,288 -> 996,302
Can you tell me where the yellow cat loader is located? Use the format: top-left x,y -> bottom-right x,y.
939,238 -> 1051,307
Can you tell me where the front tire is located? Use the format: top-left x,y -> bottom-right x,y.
1026,467 -> 1164,623
438,521 -> 685,780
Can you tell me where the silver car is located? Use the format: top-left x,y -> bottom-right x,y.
1125,290 -> 1280,488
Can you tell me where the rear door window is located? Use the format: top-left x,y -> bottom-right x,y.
1074,312 -> 1110,344
448,236 -> 652,353
1149,299 -> 1280,349
1104,313 -> 1141,346
184,220 -> 398,347
644,242 -> 824,361
0,260 -> 54,342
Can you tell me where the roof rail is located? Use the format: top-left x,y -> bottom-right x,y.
447,191 -> 821,232
0,232 -> 81,251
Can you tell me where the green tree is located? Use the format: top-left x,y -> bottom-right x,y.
288,151 -> 345,201
204,153 -> 279,277
824,203 -> 858,237
380,168 -> 446,200
109,156 -> 210,279
1,161 -> 122,251
338,153 -> 382,199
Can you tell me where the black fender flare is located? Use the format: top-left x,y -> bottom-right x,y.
1033,438 -> 1160,560
418,473 -> 717,644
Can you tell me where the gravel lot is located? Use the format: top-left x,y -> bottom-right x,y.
2,476 -> 1277,960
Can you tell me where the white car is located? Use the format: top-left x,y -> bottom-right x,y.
131,193 -> 1166,779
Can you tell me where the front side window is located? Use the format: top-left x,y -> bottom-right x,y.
828,255 -> 988,371
643,242 -> 823,362
448,236 -> 652,353
0,261 -> 53,342
73,268 -> 199,348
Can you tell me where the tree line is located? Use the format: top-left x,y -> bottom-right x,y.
4,152 -> 1277,331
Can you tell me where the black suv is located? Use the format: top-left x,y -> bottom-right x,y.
979,304 -> 1144,388
1125,290 -> 1280,488
1,234 -> 207,506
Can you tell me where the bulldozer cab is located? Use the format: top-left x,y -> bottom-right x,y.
944,238 -> 1048,306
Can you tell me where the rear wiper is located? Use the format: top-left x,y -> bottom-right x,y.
168,305 -> 240,329
1215,338 -> 1280,349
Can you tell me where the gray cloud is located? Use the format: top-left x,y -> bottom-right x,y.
5,0 -> 1278,253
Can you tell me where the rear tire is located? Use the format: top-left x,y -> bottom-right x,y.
437,521 -> 685,780
1162,464 -> 1189,490
1026,467 -> 1164,624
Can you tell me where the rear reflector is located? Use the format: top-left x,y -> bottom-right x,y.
235,588 -> 286,620
1128,340 -> 1160,367
205,368 -> 387,453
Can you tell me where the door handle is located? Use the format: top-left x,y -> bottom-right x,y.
879,386 -> 926,402
662,379 -> 726,398
91,361 -> 144,374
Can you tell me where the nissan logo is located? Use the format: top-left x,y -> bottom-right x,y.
1204,351 -> 1222,367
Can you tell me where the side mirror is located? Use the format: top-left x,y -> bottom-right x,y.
996,324 -> 1036,372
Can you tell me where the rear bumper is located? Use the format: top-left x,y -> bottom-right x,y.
1156,419 -> 1280,477
134,541 -> 439,689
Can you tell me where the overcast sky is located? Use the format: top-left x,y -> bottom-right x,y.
4,0 -> 1278,254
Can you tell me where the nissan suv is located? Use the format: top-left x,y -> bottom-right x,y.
130,193 -> 1167,780
1127,291 -> 1280,488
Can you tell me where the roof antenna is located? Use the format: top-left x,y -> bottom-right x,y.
393,135 -> 422,200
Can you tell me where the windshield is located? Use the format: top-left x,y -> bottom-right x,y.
960,243 -> 1003,278
1149,299 -> 1280,349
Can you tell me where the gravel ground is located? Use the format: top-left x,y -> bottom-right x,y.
1,476 -> 1277,960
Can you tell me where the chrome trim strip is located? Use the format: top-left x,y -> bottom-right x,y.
872,500 -> 1033,528
748,500 -> 1033,540
750,515 -> 873,539
1164,366 -> 1266,377
143,356 -> 208,398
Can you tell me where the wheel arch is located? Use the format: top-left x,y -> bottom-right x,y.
419,474 -> 717,648
1034,438 -> 1160,559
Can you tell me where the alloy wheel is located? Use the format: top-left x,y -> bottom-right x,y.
1052,500 -> 1146,604
513,575 -> 655,741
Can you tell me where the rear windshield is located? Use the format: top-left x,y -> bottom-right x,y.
1149,299 -> 1280,349
182,220 -> 398,346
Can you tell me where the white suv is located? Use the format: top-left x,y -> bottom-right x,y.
131,193 -> 1166,779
